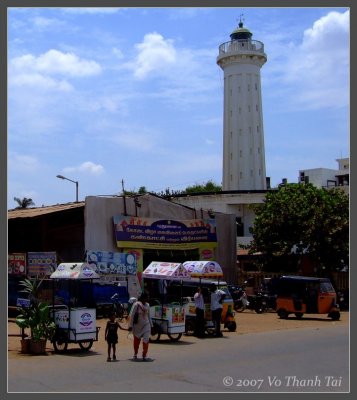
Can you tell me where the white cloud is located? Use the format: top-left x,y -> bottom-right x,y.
11,49 -> 102,77
132,32 -> 176,79
61,8 -> 121,15
9,153 -> 40,173
63,161 -> 105,175
281,10 -> 349,110
10,73 -> 73,91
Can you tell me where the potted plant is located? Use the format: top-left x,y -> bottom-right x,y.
15,278 -> 56,354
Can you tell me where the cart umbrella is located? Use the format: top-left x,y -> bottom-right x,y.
50,262 -> 100,280
142,261 -> 190,281
182,261 -> 223,279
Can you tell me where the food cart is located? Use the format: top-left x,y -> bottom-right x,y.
49,262 -> 101,353
182,261 -> 236,334
142,262 -> 189,342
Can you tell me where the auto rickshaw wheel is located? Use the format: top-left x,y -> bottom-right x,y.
226,320 -> 237,332
149,324 -> 161,342
185,319 -> 196,336
168,332 -> 182,342
295,312 -> 303,319
53,339 -> 68,353
78,340 -> 93,351
277,309 -> 289,319
329,311 -> 341,321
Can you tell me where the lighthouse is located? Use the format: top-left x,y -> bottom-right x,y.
217,20 -> 267,191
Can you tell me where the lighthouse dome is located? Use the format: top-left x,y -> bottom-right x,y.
230,22 -> 253,40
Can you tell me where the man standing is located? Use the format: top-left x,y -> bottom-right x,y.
210,283 -> 226,337
193,287 -> 205,338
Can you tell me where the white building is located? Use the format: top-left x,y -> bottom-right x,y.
299,158 -> 349,193
217,21 -> 267,191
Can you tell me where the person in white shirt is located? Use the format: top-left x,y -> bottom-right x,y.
193,287 -> 205,338
209,283 -> 226,337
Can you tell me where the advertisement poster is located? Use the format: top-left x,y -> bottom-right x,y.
27,252 -> 57,277
8,253 -> 26,276
86,250 -> 137,275
113,216 -> 217,250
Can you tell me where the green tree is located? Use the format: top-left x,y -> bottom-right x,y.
184,180 -> 222,194
13,197 -> 35,209
248,183 -> 349,273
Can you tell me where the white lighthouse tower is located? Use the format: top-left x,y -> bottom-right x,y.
217,20 -> 267,191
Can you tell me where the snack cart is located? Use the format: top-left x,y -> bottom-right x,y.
142,262 -> 189,342
49,262 -> 101,353
182,261 -> 236,334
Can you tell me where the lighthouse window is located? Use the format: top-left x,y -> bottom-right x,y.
240,172 -> 243,179
249,126 -> 252,133
257,126 -> 260,132
256,104 -> 258,111
255,83 -> 258,90
239,129 -> 242,136
230,110 -> 232,116
230,131 -> 232,139
238,86 -> 241,93
248,105 -> 251,112
258,147 -> 261,154
250,170 -> 253,177
230,153 -> 233,160
248,84 -> 251,91
240,150 -> 242,157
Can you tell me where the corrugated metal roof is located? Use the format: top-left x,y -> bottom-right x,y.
8,202 -> 85,219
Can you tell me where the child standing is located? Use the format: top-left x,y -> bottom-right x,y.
105,312 -> 119,361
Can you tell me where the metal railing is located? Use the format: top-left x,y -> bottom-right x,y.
218,40 -> 265,56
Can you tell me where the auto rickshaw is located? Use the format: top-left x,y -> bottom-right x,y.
275,275 -> 340,320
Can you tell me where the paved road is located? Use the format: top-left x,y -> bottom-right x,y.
8,324 -> 349,393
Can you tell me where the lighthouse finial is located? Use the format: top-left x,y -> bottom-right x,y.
238,13 -> 244,28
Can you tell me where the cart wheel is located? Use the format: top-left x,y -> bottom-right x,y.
118,316 -> 130,331
150,324 -> 161,342
79,340 -> 93,351
185,320 -> 195,336
168,332 -> 182,342
53,339 -> 68,353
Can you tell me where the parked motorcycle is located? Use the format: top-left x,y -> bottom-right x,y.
233,289 -> 268,313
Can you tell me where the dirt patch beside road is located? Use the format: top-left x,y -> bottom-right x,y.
8,311 -> 349,359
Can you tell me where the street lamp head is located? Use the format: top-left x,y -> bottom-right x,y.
56,175 -> 65,179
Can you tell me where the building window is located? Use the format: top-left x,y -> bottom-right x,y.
255,83 -> 258,90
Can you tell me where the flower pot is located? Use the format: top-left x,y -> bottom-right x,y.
30,339 -> 47,354
20,338 -> 31,354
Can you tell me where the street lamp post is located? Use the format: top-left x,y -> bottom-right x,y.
56,175 -> 79,202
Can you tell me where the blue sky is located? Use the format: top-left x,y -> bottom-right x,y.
8,7 -> 349,207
